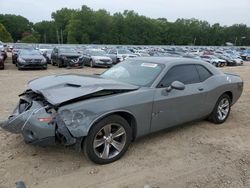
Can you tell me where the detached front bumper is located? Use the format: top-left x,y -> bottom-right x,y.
1,99 -> 56,146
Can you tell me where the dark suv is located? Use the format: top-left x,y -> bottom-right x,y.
51,47 -> 84,68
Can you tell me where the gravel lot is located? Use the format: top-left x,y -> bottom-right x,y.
0,56 -> 250,188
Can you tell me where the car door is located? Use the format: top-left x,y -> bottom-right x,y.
151,64 -> 208,132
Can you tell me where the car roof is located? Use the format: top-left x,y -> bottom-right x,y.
132,57 -> 222,75
132,57 -> 203,65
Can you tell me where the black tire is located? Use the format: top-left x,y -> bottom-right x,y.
83,115 -> 132,164
90,60 -> 94,68
209,94 -> 231,124
220,63 -> 225,67
51,60 -> 55,66
58,60 -> 63,68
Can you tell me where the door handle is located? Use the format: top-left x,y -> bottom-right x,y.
198,87 -> 204,91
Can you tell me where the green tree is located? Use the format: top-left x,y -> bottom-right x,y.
21,33 -> 39,43
0,14 -> 32,41
0,23 -> 13,42
33,21 -> 57,43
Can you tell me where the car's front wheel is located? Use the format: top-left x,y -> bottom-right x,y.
83,115 -> 132,164
209,94 -> 231,124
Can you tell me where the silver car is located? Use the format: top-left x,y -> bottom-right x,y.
1,57 -> 243,164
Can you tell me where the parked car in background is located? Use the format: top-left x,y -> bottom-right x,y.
0,47 -> 7,61
240,50 -> 250,61
2,57 -> 243,164
7,44 -> 13,52
51,47 -> 84,68
16,49 -> 47,70
82,49 -> 113,68
106,48 -> 137,64
12,44 -> 34,64
38,44 -> 54,64
214,54 -> 236,66
230,55 -> 244,66
200,55 -> 226,67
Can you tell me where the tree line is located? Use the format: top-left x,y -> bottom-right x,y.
0,5 -> 249,46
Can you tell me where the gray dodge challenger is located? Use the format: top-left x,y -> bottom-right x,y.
1,57 -> 243,164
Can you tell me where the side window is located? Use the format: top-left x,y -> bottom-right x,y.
196,65 -> 213,82
158,65 -> 200,87
109,50 -> 116,54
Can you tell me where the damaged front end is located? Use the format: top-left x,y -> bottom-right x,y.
1,74 -> 139,148
1,90 -> 77,147
1,90 -> 56,145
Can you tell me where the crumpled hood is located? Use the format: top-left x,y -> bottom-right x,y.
28,74 -> 139,106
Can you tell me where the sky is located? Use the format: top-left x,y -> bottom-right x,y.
1,0 -> 250,26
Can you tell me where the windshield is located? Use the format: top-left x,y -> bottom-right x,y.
118,49 -> 132,54
39,45 -> 53,49
20,50 -> 41,55
87,50 -> 105,56
14,44 -> 34,49
101,60 -> 164,86
60,48 -> 77,53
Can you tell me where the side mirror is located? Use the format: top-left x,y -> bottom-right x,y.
166,81 -> 185,92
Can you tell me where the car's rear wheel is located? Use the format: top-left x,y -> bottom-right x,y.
209,94 -> 231,124
83,115 -> 132,164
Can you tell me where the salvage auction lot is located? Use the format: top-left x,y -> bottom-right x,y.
0,59 -> 250,188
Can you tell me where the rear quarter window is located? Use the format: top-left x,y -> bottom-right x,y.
196,65 -> 213,82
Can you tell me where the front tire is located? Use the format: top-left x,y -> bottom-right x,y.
83,115 -> 132,164
209,94 -> 231,124
58,60 -> 63,68
90,60 -> 94,68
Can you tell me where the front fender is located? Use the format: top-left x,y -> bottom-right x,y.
57,108 -> 136,138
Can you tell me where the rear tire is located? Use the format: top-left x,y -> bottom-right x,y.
209,94 -> 231,124
83,115 -> 132,164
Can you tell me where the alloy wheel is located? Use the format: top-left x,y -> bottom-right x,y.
217,98 -> 230,121
93,123 -> 126,159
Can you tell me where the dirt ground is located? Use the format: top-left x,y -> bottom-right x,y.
0,56 -> 250,188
